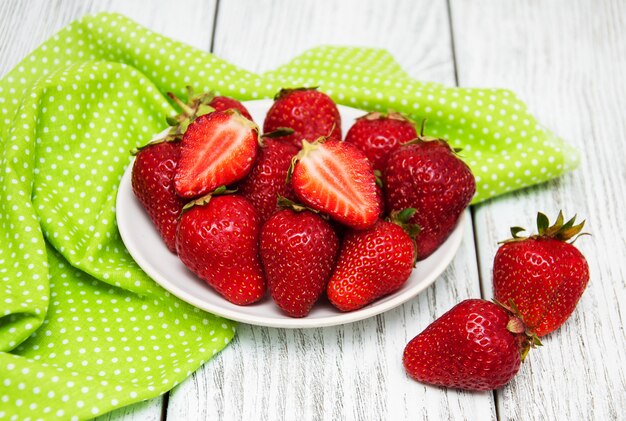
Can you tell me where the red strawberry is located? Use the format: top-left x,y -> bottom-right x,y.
260,203 -> 339,317
493,212 -> 590,336
237,138 -> 299,223
131,140 -> 185,253
176,192 -> 266,305
175,110 -> 260,198
290,139 -> 380,229
403,299 -> 540,391
327,209 -> 418,311
209,95 -> 253,121
263,87 -> 341,148
344,111 -> 417,172
384,131 -> 475,260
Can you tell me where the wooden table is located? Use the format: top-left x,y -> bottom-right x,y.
1,0 -> 624,419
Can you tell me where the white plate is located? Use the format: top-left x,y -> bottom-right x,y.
116,99 -> 465,328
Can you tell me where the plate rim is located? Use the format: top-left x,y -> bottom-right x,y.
116,99 -> 466,329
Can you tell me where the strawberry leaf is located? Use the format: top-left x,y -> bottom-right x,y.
536,212 -> 550,234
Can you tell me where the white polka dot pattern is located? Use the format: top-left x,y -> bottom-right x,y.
0,12 -> 578,419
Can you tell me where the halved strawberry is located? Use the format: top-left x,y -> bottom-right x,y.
289,139 -> 380,229
175,110 -> 260,198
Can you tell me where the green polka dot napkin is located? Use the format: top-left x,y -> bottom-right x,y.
0,12 -> 578,420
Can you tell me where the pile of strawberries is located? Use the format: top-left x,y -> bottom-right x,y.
132,87 -> 474,316
131,87 -> 590,392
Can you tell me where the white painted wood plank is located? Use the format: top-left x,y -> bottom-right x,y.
0,0 -> 217,420
450,0 -> 626,419
0,0 -> 216,77
168,1 -> 495,420
211,0 -> 456,83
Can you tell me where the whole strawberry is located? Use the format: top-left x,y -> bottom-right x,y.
344,111 -> 417,172
131,140 -> 185,253
176,192 -> 266,305
209,95 -> 253,121
384,130 -> 475,260
493,212 -> 590,336
403,299 -> 539,391
175,109 -> 260,198
263,87 -> 341,148
327,209 -> 418,312
290,138 -> 380,229
260,201 -> 339,317
238,138 -> 299,223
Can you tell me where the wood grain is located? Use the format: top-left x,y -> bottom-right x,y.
166,0 -> 496,420
450,0 -> 626,419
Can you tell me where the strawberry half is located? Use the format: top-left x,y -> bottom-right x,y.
260,202 -> 339,317
493,212 -> 590,336
403,299 -> 540,391
327,209 -> 419,311
289,139 -> 380,229
176,192 -> 266,305
175,110 -> 260,198
263,87 -> 341,149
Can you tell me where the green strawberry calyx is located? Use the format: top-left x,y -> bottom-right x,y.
494,299 -> 543,361
276,195 -> 321,215
181,186 -> 237,212
388,208 -> 421,239
388,208 -> 421,266
274,86 -> 319,101
403,119 -> 463,154
261,127 -> 295,139
131,86 -> 216,155
357,110 -> 414,123
501,211 -> 589,244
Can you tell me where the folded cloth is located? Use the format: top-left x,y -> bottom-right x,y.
0,12 -> 578,420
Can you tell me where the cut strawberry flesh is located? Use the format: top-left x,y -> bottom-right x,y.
175,111 -> 259,198
292,141 -> 379,229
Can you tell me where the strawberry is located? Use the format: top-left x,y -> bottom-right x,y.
209,95 -> 253,121
327,209 -> 418,311
384,128 -> 475,260
493,212 -> 590,336
176,191 -> 266,305
260,201 -> 339,317
403,299 -> 540,391
263,87 -> 341,148
237,138 -> 299,223
175,110 -> 260,198
344,111 -> 417,172
290,139 -> 380,229
131,140 -> 185,253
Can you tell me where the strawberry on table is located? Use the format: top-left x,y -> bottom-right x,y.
238,138 -> 299,223
175,109 -> 260,198
260,199 -> 339,317
493,212 -> 590,336
327,209 -> 419,312
403,299 -> 540,391
289,138 -> 380,229
384,126 -> 475,260
344,111 -> 417,172
131,140 -> 185,253
263,87 -> 341,149
176,190 -> 266,305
